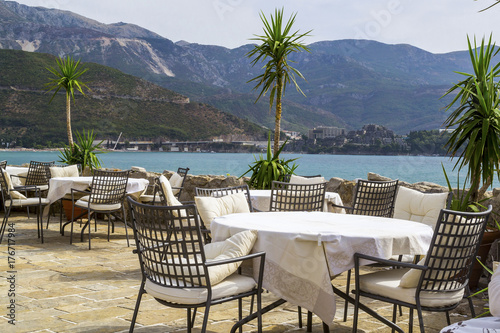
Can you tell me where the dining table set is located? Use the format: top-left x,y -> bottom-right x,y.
2,164 -> 478,333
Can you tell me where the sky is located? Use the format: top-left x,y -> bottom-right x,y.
12,0 -> 500,54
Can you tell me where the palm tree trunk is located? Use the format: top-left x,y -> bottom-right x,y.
273,79 -> 283,157
66,93 -> 73,146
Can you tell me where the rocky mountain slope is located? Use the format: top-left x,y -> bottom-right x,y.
0,0 -> 481,134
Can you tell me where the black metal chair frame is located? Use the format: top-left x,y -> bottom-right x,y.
0,160 -> 7,169
269,180 -> 326,213
351,206 -> 493,333
0,168 -> 49,243
195,184 -> 254,212
127,197 -> 265,333
195,184 -> 255,244
13,161 -> 54,218
69,169 -> 131,249
173,167 -> 190,199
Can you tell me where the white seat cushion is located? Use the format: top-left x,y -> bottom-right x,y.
145,273 -> 256,305
159,175 -> 187,218
169,172 -> 183,195
359,268 -> 464,308
289,175 -> 326,184
138,194 -> 161,203
75,195 -> 122,211
49,165 -> 79,178
194,192 -> 251,229
393,187 -> 449,228
5,197 -> 50,207
1,168 -> 26,199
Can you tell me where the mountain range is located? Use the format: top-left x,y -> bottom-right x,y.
0,0 -> 481,136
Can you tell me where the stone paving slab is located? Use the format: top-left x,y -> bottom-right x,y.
0,213 -> 488,332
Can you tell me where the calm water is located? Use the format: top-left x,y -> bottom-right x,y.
1,150 -> 495,188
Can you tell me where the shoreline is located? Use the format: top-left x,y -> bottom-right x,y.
0,148 -> 449,158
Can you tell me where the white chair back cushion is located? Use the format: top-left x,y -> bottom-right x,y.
194,192 -> 250,229
49,165 -> 79,178
169,172 -> 183,195
393,187 -> 449,228
1,169 -> 26,199
289,175 -> 326,184
204,229 -> 257,285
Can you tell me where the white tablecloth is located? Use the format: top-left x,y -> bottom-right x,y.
249,189 -> 345,213
211,211 -> 433,325
43,176 -> 149,216
47,176 -> 149,203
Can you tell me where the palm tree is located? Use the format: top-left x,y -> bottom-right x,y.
46,56 -> 90,146
246,8 -> 311,156
442,35 -> 500,203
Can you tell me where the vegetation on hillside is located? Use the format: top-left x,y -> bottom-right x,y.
0,49 -> 265,148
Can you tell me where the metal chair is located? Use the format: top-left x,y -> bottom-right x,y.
269,180 -> 326,212
269,180 -> 326,331
172,167 -> 190,199
127,197 -> 265,333
336,179 -> 399,217
352,205 -> 493,333
0,168 -> 50,243
0,160 -> 6,169
69,169 -> 130,249
14,160 -> 54,192
195,184 -> 255,243
139,167 -> 190,203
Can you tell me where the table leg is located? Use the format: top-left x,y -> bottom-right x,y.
331,285 -> 404,333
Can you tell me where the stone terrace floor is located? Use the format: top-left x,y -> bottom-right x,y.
0,212 -> 488,333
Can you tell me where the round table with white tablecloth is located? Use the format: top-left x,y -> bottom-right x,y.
212,211 -> 433,325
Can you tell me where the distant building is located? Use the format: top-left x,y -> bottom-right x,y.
308,126 -> 346,139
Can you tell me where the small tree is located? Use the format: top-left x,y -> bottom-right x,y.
442,35 -> 500,203
246,8 -> 311,156
46,56 -> 90,146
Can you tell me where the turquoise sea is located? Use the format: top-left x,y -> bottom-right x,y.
1,150 -> 497,188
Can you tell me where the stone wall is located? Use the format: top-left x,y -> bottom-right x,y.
128,169 -> 500,215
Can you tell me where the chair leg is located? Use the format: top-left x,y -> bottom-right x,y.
201,305 -> 211,333
122,206 -> 130,247
238,298 -> 243,333
307,311 -> 313,332
0,206 -> 12,243
352,290 -> 360,333
257,290 -> 263,333
466,287 -> 476,318
409,308 -> 414,333
187,307 -> 192,333
344,269 -> 351,321
129,281 -> 145,333
416,306 -> 425,333
445,311 -> 451,325
37,205 -> 44,244
298,306 -> 303,328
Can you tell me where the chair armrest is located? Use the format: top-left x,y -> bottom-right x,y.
13,184 -> 41,196
204,251 -> 266,267
354,252 -> 427,271
252,207 -> 263,212
330,203 -> 353,213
